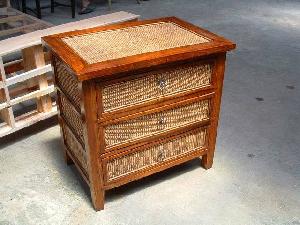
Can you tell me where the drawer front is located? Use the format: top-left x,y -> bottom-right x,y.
54,57 -> 81,110
104,98 -> 210,148
105,128 -> 207,182
61,123 -> 88,172
59,93 -> 84,146
102,61 -> 212,112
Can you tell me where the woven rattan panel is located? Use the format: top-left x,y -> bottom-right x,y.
105,99 -> 209,147
106,128 -> 207,181
62,123 -> 87,172
54,57 -> 81,110
60,94 -> 84,146
102,62 -> 212,112
62,22 -> 210,64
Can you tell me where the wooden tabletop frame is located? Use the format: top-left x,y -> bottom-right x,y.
42,17 -> 236,81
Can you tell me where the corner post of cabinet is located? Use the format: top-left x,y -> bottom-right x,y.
50,53 -> 73,165
202,53 -> 226,169
81,80 -> 105,211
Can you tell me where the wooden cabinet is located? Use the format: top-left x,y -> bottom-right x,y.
43,17 -> 236,211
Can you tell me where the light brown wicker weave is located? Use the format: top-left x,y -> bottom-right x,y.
105,99 -> 210,147
106,128 -> 207,181
55,58 -> 81,110
63,22 -> 210,64
62,124 -> 87,172
60,94 -> 84,146
102,62 -> 212,112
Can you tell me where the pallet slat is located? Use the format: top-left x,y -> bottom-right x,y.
10,85 -> 54,105
0,105 -> 57,138
6,64 -> 52,86
0,102 -> 9,110
0,14 -> 25,24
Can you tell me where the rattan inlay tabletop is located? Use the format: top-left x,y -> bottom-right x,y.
62,22 -> 210,64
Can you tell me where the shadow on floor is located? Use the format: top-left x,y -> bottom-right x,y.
43,133 -> 203,207
0,116 -> 58,149
105,158 -> 202,202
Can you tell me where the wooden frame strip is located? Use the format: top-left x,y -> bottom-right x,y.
10,85 -> 54,105
0,56 -> 15,127
6,64 -> 52,86
0,14 -> 25,24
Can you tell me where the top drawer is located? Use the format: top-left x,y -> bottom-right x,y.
101,61 -> 213,112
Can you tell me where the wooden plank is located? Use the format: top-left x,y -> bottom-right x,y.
0,14 -> 25,24
9,77 -> 53,98
22,45 -> 53,113
6,64 -> 52,86
4,52 -> 51,74
10,85 -> 54,105
0,56 -> 15,127
0,11 -> 140,56
0,105 -> 57,138
0,101 -> 8,110
0,22 -> 42,37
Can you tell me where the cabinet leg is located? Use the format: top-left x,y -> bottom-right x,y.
201,154 -> 213,169
64,150 -> 74,165
91,188 -> 105,211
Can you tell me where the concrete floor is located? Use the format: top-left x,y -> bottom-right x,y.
1,0 -> 300,224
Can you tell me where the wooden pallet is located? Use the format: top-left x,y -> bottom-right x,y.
0,11 -> 139,137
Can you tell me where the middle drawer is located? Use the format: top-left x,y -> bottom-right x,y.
103,97 -> 211,150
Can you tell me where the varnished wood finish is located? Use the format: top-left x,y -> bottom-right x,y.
44,17 -> 236,211
202,53 -> 226,169
42,17 -> 236,81
81,80 -> 105,210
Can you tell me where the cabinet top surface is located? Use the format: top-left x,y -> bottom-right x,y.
43,17 -> 236,81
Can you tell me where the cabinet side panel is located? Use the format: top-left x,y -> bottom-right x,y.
51,53 -> 89,180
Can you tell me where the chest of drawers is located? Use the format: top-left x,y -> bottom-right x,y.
43,17 -> 236,211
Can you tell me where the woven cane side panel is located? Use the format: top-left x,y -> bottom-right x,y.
102,63 -> 212,112
62,124 -> 88,172
106,128 -> 207,181
104,99 -> 210,147
63,22 -> 210,64
60,94 -> 84,145
54,57 -> 81,110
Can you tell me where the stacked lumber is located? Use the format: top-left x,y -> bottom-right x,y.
0,11 -> 139,137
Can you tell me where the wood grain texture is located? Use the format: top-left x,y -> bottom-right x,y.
81,80 -> 105,210
42,17 -> 236,81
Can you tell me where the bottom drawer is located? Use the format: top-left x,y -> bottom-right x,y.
104,127 -> 208,183
61,122 -> 88,172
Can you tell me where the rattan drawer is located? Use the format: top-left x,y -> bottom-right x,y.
54,57 -> 81,110
102,61 -> 213,112
104,98 -> 210,148
105,128 -> 207,182
59,93 -> 84,146
61,123 -> 88,172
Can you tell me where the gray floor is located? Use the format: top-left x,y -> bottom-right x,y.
1,0 -> 300,224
